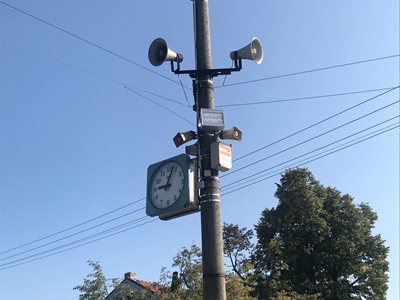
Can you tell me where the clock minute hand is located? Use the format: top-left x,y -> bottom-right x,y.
163,166 -> 175,191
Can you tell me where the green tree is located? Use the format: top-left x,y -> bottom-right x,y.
223,223 -> 257,300
159,241 -> 257,300
74,260 -> 120,300
253,168 -> 389,300
223,223 -> 255,280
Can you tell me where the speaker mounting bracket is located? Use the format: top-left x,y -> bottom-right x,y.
170,60 -> 243,78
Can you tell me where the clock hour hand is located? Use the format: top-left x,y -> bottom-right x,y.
158,183 -> 171,190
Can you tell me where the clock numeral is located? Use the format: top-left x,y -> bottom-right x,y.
156,178 -> 161,184
179,171 -> 182,177
167,200 -> 170,206
174,195 -> 177,201
181,179 -> 184,184
167,165 -> 175,172
160,170 -> 166,177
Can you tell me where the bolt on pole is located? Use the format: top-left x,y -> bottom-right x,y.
193,1 -> 227,300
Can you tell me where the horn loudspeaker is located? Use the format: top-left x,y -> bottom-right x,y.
230,37 -> 263,64
148,38 -> 183,66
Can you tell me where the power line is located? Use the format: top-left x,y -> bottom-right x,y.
2,40 -> 395,111
0,218 -> 157,271
4,40 -> 395,110
215,54 -> 400,88
1,121 -> 397,270
223,123 -> 399,193
0,215 -> 149,268
0,40 -> 191,108
216,87 -> 397,107
230,86 -> 399,163
223,100 -> 399,178
3,88 -> 396,261
0,1 -> 180,85
1,0 -> 398,274
0,207 -> 146,262
0,197 -> 145,255
124,86 -> 195,126
222,117 -> 400,191
221,124 -> 399,196
2,1 -> 398,93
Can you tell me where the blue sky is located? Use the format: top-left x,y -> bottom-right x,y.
0,1 -> 398,299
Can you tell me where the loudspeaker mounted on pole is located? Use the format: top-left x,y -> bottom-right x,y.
219,126 -> 243,141
148,38 -> 183,66
230,37 -> 263,64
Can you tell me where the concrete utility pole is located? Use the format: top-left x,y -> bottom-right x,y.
193,1 -> 226,300
147,1 -> 262,299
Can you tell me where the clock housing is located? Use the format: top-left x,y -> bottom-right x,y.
146,154 -> 197,217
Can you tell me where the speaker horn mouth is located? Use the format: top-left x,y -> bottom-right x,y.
230,37 -> 263,64
148,38 -> 183,66
250,37 -> 263,64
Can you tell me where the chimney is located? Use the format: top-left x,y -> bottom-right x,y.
124,272 -> 137,280
170,271 -> 180,292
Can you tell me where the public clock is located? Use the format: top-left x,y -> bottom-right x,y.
150,161 -> 184,209
146,154 -> 196,217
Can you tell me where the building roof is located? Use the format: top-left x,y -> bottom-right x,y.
105,272 -> 164,299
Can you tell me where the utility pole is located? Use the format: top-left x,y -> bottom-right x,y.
193,1 -> 226,299
146,2 -> 262,299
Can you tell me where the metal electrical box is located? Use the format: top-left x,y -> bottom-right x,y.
211,142 -> 232,172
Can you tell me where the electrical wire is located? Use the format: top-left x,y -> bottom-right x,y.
0,215 -> 149,268
0,1 -> 180,85
222,117 -> 400,192
2,90 -> 397,267
0,197 -> 145,255
222,99 -> 399,178
2,41 -> 396,109
215,54 -> 400,88
0,40 -> 191,108
222,123 -> 399,194
0,207 -> 146,262
1,0 -> 398,274
124,86 -> 195,126
1,121 -> 397,270
231,86 -> 399,163
0,218 -> 157,271
1,11 -> 398,266
216,87 -> 397,107
221,124 -> 399,196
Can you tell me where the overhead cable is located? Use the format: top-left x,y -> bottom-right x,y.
223,99 -> 399,178
216,54 -> 400,88
0,1 -> 179,85
231,86 -> 399,163
0,218 -> 156,271
1,119 -> 398,270
222,124 -> 399,195
222,117 -> 399,191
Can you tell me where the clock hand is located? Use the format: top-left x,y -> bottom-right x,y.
164,166 -> 175,191
158,183 -> 171,190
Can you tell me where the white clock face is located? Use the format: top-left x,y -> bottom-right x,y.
150,161 -> 185,209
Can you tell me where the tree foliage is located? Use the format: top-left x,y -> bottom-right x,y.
75,168 -> 389,300
74,260 -> 119,300
160,244 -> 203,300
158,242 -> 256,300
253,168 -> 389,300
